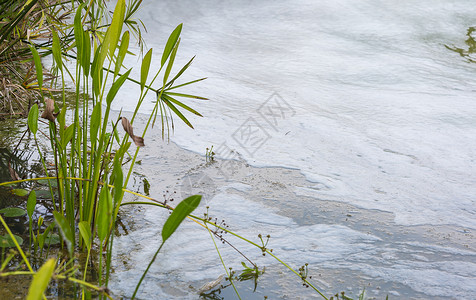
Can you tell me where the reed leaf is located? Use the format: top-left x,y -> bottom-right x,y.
53,212 -> 74,257
78,221 -> 92,251
30,46 -> 43,89
115,31 -> 130,77
107,69 -> 132,105
163,39 -> 180,85
140,48 -> 152,91
97,187 -> 113,242
28,104 -> 39,135
161,23 -> 182,66
26,258 -> 55,300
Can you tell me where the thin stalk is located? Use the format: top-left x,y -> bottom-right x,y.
0,215 -> 33,272
131,241 -> 165,300
206,224 -> 242,300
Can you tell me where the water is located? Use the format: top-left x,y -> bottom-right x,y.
106,1 -> 476,299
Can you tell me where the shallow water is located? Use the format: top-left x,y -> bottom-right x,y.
106,0 -> 476,298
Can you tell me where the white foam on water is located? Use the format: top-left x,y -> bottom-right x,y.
61,0 -> 476,298
110,193 -> 380,298
112,0 -> 476,230
110,192 -> 476,298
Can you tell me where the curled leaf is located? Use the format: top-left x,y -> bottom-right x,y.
41,98 -> 57,122
8,162 -> 20,181
121,117 -> 144,147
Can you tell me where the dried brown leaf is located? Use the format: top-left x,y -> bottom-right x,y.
121,117 -> 144,147
8,162 -> 21,181
41,98 -> 57,122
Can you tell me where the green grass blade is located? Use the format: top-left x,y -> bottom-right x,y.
92,45 -> 102,97
140,48 -> 152,91
107,69 -> 132,105
167,77 -> 207,90
82,30 -> 91,76
74,5 -> 84,64
53,212 -> 74,257
28,104 -> 39,135
164,55 -> 195,88
97,187 -> 112,242
52,31 -> 63,71
99,0 -> 126,67
162,94 -> 202,116
112,160 -> 123,206
161,95 -> 194,128
78,221 -> 91,251
61,124 -> 75,148
163,39 -> 180,85
162,195 -> 201,242
26,258 -> 56,300
30,46 -> 43,89
27,191 -> 36,222
90,104 -> 101,146
161,24 -> 182,66
164,91 -> 208,100
115,31 -> 130,77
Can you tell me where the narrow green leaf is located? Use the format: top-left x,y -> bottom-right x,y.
99,0 -> 126,67
1,252 -> 15,271
162,195 -> 201,242
58,105 -> 66,141
78,221 -> 91,251
164,56 -> 195,88
61,124 -> 75,148
161,95 -> 193,128
97,187 -> 112,242
163,39 -> 180,85
82,30 -> 91,76
12,189 -> 28,196
165,92 -> 208,100
53,211 -> 74,257
113,125 -> 121,144
115,31 -> 130,77
140,48 -> 152,91
90,104 -> 101,146
92,45 -> 102,96
161,24 -> 182,66
74,5 -> 84,64
168,77 -> 207,90
163,94 -> 203,116
27,191 -> 36,220
52,31 -> 62,71
30,46 -> 42,88
112,160 -> 123,206
107,69 -> 131,105
38,233 -> 44,250
27,104 -> 39,135
26,258 -> 55,300
0,207 -> 26,217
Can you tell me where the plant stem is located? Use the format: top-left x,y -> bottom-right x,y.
131,240 -> 165,300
